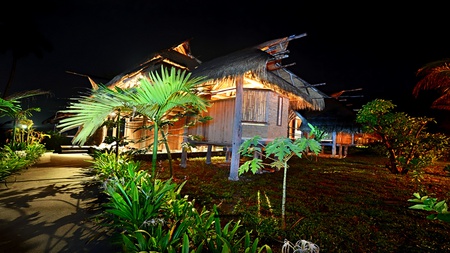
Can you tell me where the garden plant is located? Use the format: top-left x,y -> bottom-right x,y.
0,90 -> 49,181
238,123 -> 322,230
58,66 -> 210,179
356,99 -> 450,175
90,151 -> 273,252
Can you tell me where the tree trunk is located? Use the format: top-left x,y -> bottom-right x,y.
151,122 -> 159,179
386,148 -> 408,174
281,161 -> 287,230
161,129 -> 173,177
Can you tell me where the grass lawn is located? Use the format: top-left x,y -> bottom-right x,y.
140,148 -> 450,253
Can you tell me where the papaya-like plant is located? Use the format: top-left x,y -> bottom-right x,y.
238,124 -> 322,230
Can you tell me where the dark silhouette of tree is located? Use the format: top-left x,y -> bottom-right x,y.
413,59 -> 450,110
0,1 -> 55,98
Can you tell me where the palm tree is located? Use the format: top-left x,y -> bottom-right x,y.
58,66 -> 209,179
0,97 -> 20,116
1,89 -> 51,146
413,59 -> 450,110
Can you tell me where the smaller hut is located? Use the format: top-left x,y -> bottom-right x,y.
298,97 -> 361,158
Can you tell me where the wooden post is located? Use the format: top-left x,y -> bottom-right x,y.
331,131 -> 337,157
206,144 -> 212,164
225,147 -> 231,162
229,76 -> 243,181
181,149 -> 187,168
180,117 -> 188,168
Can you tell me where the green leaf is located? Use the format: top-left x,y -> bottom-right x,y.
239,136 -> 263,157
238,159 -> 263,175
434,200 -> 448,213
409,204 -> 427,210
181,233 -> 190,253
436,213 -> 450,223
413,192 -> 421,199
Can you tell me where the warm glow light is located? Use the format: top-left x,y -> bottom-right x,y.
244,78 -> 265,89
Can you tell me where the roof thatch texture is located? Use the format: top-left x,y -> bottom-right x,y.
264,69 -> 325,110
192,48 -> 269,79
192,47 -> 325,110
106,40 -> 200,89
298,98 -> 360,133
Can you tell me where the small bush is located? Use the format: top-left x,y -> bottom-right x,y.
94,155 -> 272,252
0,143 -> 46,181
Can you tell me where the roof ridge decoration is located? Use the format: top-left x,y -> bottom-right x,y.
191,34 -> 325,110
105,39 -> 201,89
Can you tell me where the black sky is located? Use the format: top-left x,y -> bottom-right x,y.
1,1 -> 449,129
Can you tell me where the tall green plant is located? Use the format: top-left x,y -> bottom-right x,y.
98,160 -> 272,252
0,96 -> 20,116
238,125 -> 321,230
1,89 -> 50,146
58,66 -> 209,179
0,142 -> 46,181
88,150 -> 136,180
356,99 -> 450,174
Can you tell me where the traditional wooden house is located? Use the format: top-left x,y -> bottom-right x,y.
297,97 -> 358,157
297,94 -> 380,158
88,34 -> 327,178
187,35 -> 325,154
184,34 -> 326,179
96,40 -> 202,151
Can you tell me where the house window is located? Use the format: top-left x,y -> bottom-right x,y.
242,90 -> 268,123
277,96 -> 283,126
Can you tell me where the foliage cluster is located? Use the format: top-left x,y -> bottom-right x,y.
90,152 -> 272,252
356,99 -> 450,174
159,153 -> 450,252
58,66 -> 210,179
408,192 -> 450,223
238,124 -> 322,230
0,142 -> 46,181
0,90 -> 49,181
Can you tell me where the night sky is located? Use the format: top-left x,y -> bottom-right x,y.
1,1 -> 449,130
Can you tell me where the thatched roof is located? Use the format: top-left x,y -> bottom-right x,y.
105,40 -> 200,89
191,46 -> 325,110
102,35 -> 325,111
192,48 -> 269,79
298,98 -> 360,133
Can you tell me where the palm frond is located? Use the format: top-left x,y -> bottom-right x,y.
0,97 -> 20,116
431,92 -> 450,110
58,90 -> 126,145
4,89 -> 51,100
57,66 -> 209,146
126,66 -> 209,120
414,59 -> 450,97
413,59 -> 450,111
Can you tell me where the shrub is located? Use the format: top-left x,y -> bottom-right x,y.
408,192 -> 450,223
95,157 -> 272,252
356,99 -> 450,174
88,150 -> 137,181
0,142 -> 46,181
